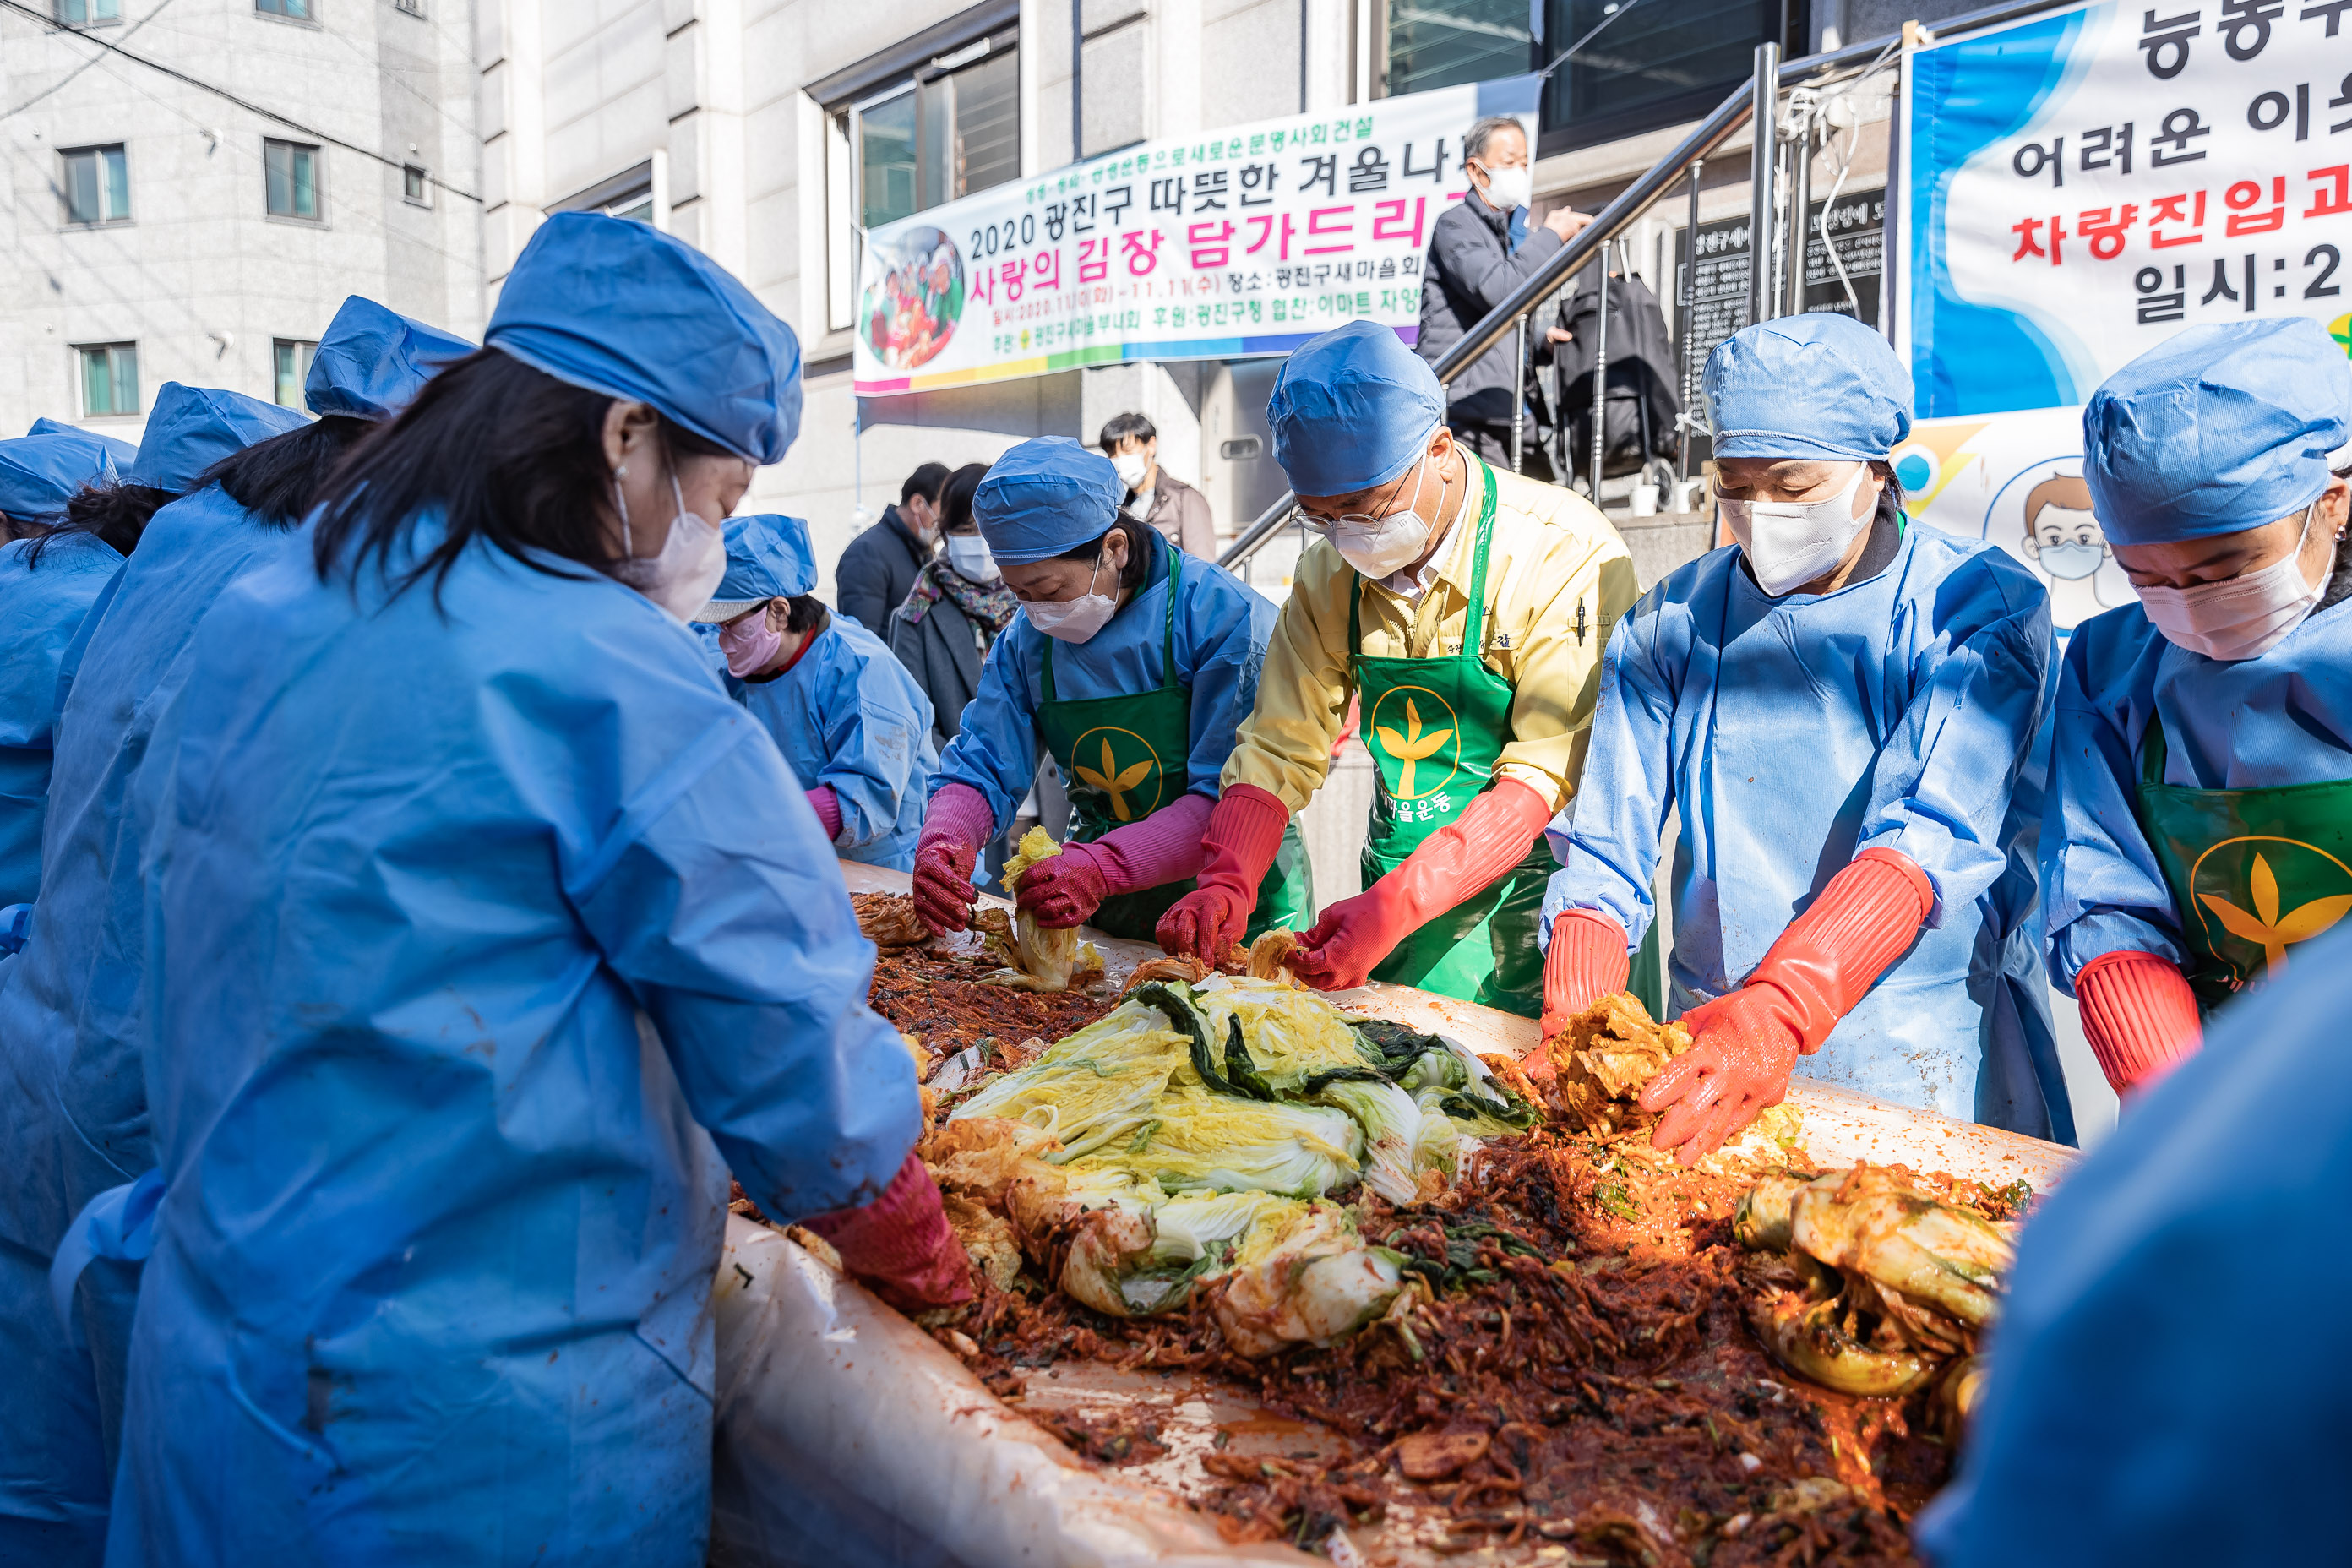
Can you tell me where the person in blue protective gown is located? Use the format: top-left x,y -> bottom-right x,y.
2034,318 -> 2352,1102
96,215 -> 970,1568
908,437 -> 1312,944
1537,312 -> 2067,1159
0,298 -> 472,1566
696,513 -> 936,871
0,430 -> 129,918
1914,918 -> 2352,1565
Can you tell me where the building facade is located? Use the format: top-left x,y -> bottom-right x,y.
2,0 -> 485,441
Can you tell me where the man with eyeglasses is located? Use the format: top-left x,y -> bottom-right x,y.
1157,321 -> 1636,1018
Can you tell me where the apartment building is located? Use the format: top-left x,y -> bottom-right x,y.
2,0 -> 486,443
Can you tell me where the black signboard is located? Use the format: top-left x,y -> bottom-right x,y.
1672,187 -> 1886,458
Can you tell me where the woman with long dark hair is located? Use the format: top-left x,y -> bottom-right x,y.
0,299 -> 471,1564
95,215 -> 966,1568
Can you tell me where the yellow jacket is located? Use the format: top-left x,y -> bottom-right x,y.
1225,460 -> 1638,815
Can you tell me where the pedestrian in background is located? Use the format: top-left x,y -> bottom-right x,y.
888,461 -> 1015,754
836,460 -> 946,630
1416,114 -> 1588,479
1100,412 -> 1214,557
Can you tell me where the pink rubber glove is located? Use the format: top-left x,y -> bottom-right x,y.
1540,909 -> 1631,1042
2073,950 -> 2202,1096
1156,784 -> 1290,961
1642,847 -> 1931,1165
801,1152 -> 975,1314
1289,779 -> 1553,992
1016,793 -> 1214,928
912,782 -> 996,934
807,785 -> 843,841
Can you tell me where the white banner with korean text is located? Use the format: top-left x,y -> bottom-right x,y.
852,78 -> 1541,396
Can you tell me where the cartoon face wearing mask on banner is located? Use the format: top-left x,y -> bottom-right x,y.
2012,466 -> 2135,630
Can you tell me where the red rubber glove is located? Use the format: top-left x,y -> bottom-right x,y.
800,1152 -> 975,1315
1540,909 -> 1631,1040
2073,949 -> 2202,1096
1289,779 -> 1554,992
912,781 -> 996,934
1015,840 -> 1112,928
1642,847 -> 1932,1165
1155,783 -> 1290,961
807,785 -> 843,841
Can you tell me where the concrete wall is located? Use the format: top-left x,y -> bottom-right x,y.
3,0 -> 484,440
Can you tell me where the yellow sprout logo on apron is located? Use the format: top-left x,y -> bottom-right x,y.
2188,836 -> 2352,976
1070,727 -> 1164,821
1369,686 -> 1461,803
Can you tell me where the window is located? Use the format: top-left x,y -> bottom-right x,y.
604,191 -> 654,222
403,164 -> 430,205
849,39 -> 1021,230
273,340 -> 318,408
1536,0 -> 1783,150
77,343 -> 139,417
61,144 -> 129,225
395,0 -> 422,11
1387,0 -> 1533,99
264,139 -> 322,220
57,0 -> 122,22
255,0 -> 312,17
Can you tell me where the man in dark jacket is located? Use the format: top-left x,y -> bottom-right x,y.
836,462 -> 946,631
1417,115 -> 1587,478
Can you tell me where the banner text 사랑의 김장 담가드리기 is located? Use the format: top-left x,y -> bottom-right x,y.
851,78 -> 1540,396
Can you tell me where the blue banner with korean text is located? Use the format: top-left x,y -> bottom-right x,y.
1893,0 -> 2349,629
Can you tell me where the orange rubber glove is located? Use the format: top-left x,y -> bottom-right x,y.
800,1152 -> 975,1315
912,782 -> 995,934
1289,779 -> 1554,993
1541,909 -> 1631,1038
1155,783 -> 1289,961
1641,847 -> 1932,1165
2072,949 -> 2202,1096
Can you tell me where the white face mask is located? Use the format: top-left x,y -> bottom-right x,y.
1478,161 -> 1532,213
614,473 -> 727,623
2136,502 -> 2325,662
1719,467 -> 1874,596
1020,553 -> 1119,643
1312,449 -> 1437,579
944,532 -> 998,583
1112,452 -> 1150,493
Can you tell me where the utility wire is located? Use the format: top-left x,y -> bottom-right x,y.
1535,0 -> 1655,80
0,0 -> 482,203
3,0 -> 179,116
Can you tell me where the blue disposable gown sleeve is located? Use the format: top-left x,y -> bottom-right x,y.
566,716 -> 922,1217
931,629 -> 1042,835
795,629 -> 935,852
1849,559 -> 2055,928
1540,604 -> 1674,954
1178,573 -> 1275,800
1914,925 -> 2352,1566
2038,627 -> 2187,990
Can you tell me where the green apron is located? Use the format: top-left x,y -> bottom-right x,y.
1037,543 -> 1314,945
1352,456 -> 1548,1018
2135,716 -> 2352,1010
